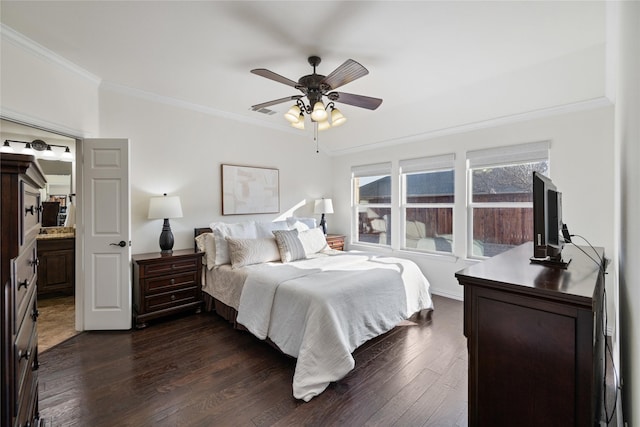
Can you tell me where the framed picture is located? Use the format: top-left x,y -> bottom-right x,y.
221,164 -> 280,215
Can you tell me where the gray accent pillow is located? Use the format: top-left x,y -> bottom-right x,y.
272,229 -> 306,263
225,237 -> 281,268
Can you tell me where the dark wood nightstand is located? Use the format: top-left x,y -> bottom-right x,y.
132,249 -> 204,328
325,234 -> 346,251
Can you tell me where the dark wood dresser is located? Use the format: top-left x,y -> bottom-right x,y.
1,153 -> 46,427
455,242 -> 606,426
132,249 -> 204,328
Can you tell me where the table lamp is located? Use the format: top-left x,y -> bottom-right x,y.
314,198 -> 334,235
148,193 -> 183,253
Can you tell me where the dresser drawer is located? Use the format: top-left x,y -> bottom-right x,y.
144,286 -> 199,313
21,180 -> 42,248
15,366 -> 37,427
14,289 -> 37,414
143,271 -> 199,294
12,239 -> 38,334
140,257 -> 199,277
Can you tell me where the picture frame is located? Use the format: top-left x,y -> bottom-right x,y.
221,164 -> 280,215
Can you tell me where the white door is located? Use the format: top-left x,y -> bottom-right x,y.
80,138 -> 131,330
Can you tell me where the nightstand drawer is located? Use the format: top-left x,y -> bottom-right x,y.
140,258 -> 199,277
132,249 -> 204,328
145,286 -> 199,312
143,271 -> 199,293
325,234 -> 345,251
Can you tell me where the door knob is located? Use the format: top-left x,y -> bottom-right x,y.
110,241 -> 127,247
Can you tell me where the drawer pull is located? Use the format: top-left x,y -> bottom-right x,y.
170,278 -> 175,285
18,279 -> 29,290
32,308 -> 40,321
170,294 -> 176,301
18,349 -> 31,360
25,205 -> 35,215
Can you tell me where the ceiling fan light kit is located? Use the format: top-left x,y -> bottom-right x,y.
251,55 -> 382,134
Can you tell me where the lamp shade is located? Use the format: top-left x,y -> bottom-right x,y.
311,101 -> 328,122
314,198 -> 334,214
148,195 -> 183,219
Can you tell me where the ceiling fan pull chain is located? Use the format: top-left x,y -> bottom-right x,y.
314,122 -> 319,154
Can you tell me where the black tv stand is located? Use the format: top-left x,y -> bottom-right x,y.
530,256 -> 572,269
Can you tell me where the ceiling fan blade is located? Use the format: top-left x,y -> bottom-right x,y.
322,59 -> 369,90
330,92 -> 383,110
251,68 -> 299,88
251,95 -> 301,111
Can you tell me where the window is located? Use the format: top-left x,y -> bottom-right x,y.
400,154 -> 455,254
352,163 -> 392,246
467,142 -> 549,258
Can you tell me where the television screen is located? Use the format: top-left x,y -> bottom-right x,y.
532,172 -> 570,268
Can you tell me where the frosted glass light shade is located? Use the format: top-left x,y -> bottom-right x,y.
1,141 -> 14,153
314,198 -> 334,214
317,120 -> 331,131
42,145 -> 55,157
311,101 -> 327,121
284,105 -> 301,123
291,116 -> 305,130
331,108 -> 347,127
148,195 -> 183,219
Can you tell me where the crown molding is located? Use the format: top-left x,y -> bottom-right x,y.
327,97 -> 613,156
99,80 -> 304,136
1,23 -> 101,85
0,108 -> 89,139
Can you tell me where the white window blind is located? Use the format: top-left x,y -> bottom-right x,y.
467,141 -> 549,169
352,162 -> 391,177
400,154 -> 455,174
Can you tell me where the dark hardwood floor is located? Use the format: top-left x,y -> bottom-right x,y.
38,295 -> 468,426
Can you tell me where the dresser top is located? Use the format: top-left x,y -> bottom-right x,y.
456,242 -> 605,306
132,248 -> 203,262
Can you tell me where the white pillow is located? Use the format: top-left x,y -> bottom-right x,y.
225,236 -> 280,268
298,227 -> 329,255
272,229 -> 306,263
255,220 -> 289,238
209,221 -> 258,266
195,232 -> 216,270
286,217 -> 317,230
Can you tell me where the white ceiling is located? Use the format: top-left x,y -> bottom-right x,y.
0,1 -> 607,154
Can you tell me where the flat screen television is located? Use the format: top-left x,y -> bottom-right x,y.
531,171 -> 571,268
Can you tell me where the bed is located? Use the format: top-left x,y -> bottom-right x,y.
194,219 -> 434,401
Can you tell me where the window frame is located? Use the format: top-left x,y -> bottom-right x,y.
351,162 -> 392,247
466,141 -> 550,259
399,154 -> 455,255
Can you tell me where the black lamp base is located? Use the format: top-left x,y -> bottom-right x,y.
319,214 -> 327,235
159,218 -> 174,253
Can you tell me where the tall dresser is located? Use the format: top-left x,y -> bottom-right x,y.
1,153 -> 46,427
456,242 -> 606,426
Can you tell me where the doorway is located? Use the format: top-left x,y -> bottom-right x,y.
1,119 -> 79,351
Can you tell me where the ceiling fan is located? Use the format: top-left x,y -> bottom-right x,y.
251,56 -> 382,130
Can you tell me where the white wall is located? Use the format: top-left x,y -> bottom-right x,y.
0,25 -> 100,136
98,88 -> 334,255
615,2 -> 640,425
331,106 -> 615,300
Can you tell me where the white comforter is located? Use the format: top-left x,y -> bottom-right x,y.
236,251 -> 433,401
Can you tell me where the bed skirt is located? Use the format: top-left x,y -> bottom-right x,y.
203,292 -> 239,326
